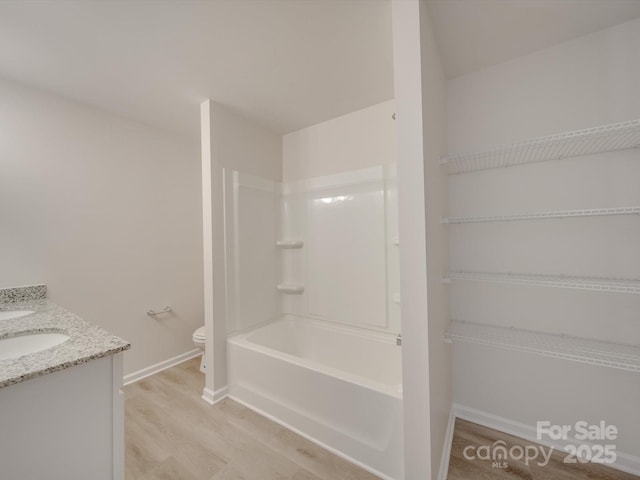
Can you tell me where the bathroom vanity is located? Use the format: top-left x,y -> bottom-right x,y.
0,285 -> 130,480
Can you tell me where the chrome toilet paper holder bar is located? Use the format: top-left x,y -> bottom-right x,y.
147,306 -> 172,316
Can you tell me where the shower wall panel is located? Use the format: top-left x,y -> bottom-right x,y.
224,170 -> 281,334
281,166 -> 400,333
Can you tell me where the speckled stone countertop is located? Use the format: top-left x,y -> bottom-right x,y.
0,285 -> 130,388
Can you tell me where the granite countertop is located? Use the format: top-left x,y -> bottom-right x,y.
0,285 -> 130,388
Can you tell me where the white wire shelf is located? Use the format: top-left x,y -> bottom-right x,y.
441,119 -> 640,174
444,321 -> 640,372
443,271 -> 640,294
441,206 -> 640,224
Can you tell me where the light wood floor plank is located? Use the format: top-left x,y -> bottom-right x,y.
126,358 -> 637,480
290,468 -> 326,480
124,357 -> 380,480
267,428 -> 381,480
449,419 -> 640,480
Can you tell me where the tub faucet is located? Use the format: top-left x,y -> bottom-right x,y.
396,334 -> 402,346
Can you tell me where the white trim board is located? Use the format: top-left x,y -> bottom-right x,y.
202,386 -> 229,406
453,404 -> 640,477
437,408 -> 456,480
112,353 -> 125,480
122,349 -> 202,386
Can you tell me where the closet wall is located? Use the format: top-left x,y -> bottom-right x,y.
446,17 -> 640,459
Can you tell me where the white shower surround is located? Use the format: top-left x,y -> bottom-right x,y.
224,164 -> 400,335
222,102 -> 404,478
227,315 -> 403,480
281,164 -> 400,334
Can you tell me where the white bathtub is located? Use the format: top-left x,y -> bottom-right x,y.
227,316 -> 404,480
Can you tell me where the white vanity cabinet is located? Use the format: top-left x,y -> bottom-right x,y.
0,353 -> 125,480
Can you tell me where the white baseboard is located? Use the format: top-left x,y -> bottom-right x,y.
454,403 -> 538,446
453,403 -> 640,477
438,408 -> 456,480
202,386 -> 229,405
123,349 -> 202,386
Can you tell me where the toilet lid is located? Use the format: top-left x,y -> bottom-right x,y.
193,326 -> 206,340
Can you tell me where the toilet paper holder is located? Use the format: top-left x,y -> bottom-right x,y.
147,306 -> 172,316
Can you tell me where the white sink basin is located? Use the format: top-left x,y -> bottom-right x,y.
0,310 -> 34,322
0,332 -> 70,361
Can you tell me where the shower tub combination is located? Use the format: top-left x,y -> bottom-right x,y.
227,315 -> 404,480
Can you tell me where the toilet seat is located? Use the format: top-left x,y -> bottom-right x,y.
193,326 -> 206,373
193,326 -> 205,342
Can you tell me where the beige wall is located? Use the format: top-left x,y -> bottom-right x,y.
0,76 -> 203,375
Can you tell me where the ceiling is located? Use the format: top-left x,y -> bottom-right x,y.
0,0 -> 394,137
427,0 -> 640,78
1,1 -> 640,138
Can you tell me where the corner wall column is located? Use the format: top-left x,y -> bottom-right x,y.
200,100 -> 228,404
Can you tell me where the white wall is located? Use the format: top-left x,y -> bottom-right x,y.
283,100 -> 396,182
447,17 -> 640,152
0,76 -> 202,375
210,104 -> 282,181
419,2 -> 451,479
447,17 -> 640,460
392,1 -> 450,478
281,102 -> 400,334
201,100 -> 282,399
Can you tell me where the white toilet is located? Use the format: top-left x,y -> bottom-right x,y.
192,326 -> 206,373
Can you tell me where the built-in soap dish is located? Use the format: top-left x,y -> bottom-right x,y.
276,284 -> 305,294
276,240 -> 304,249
